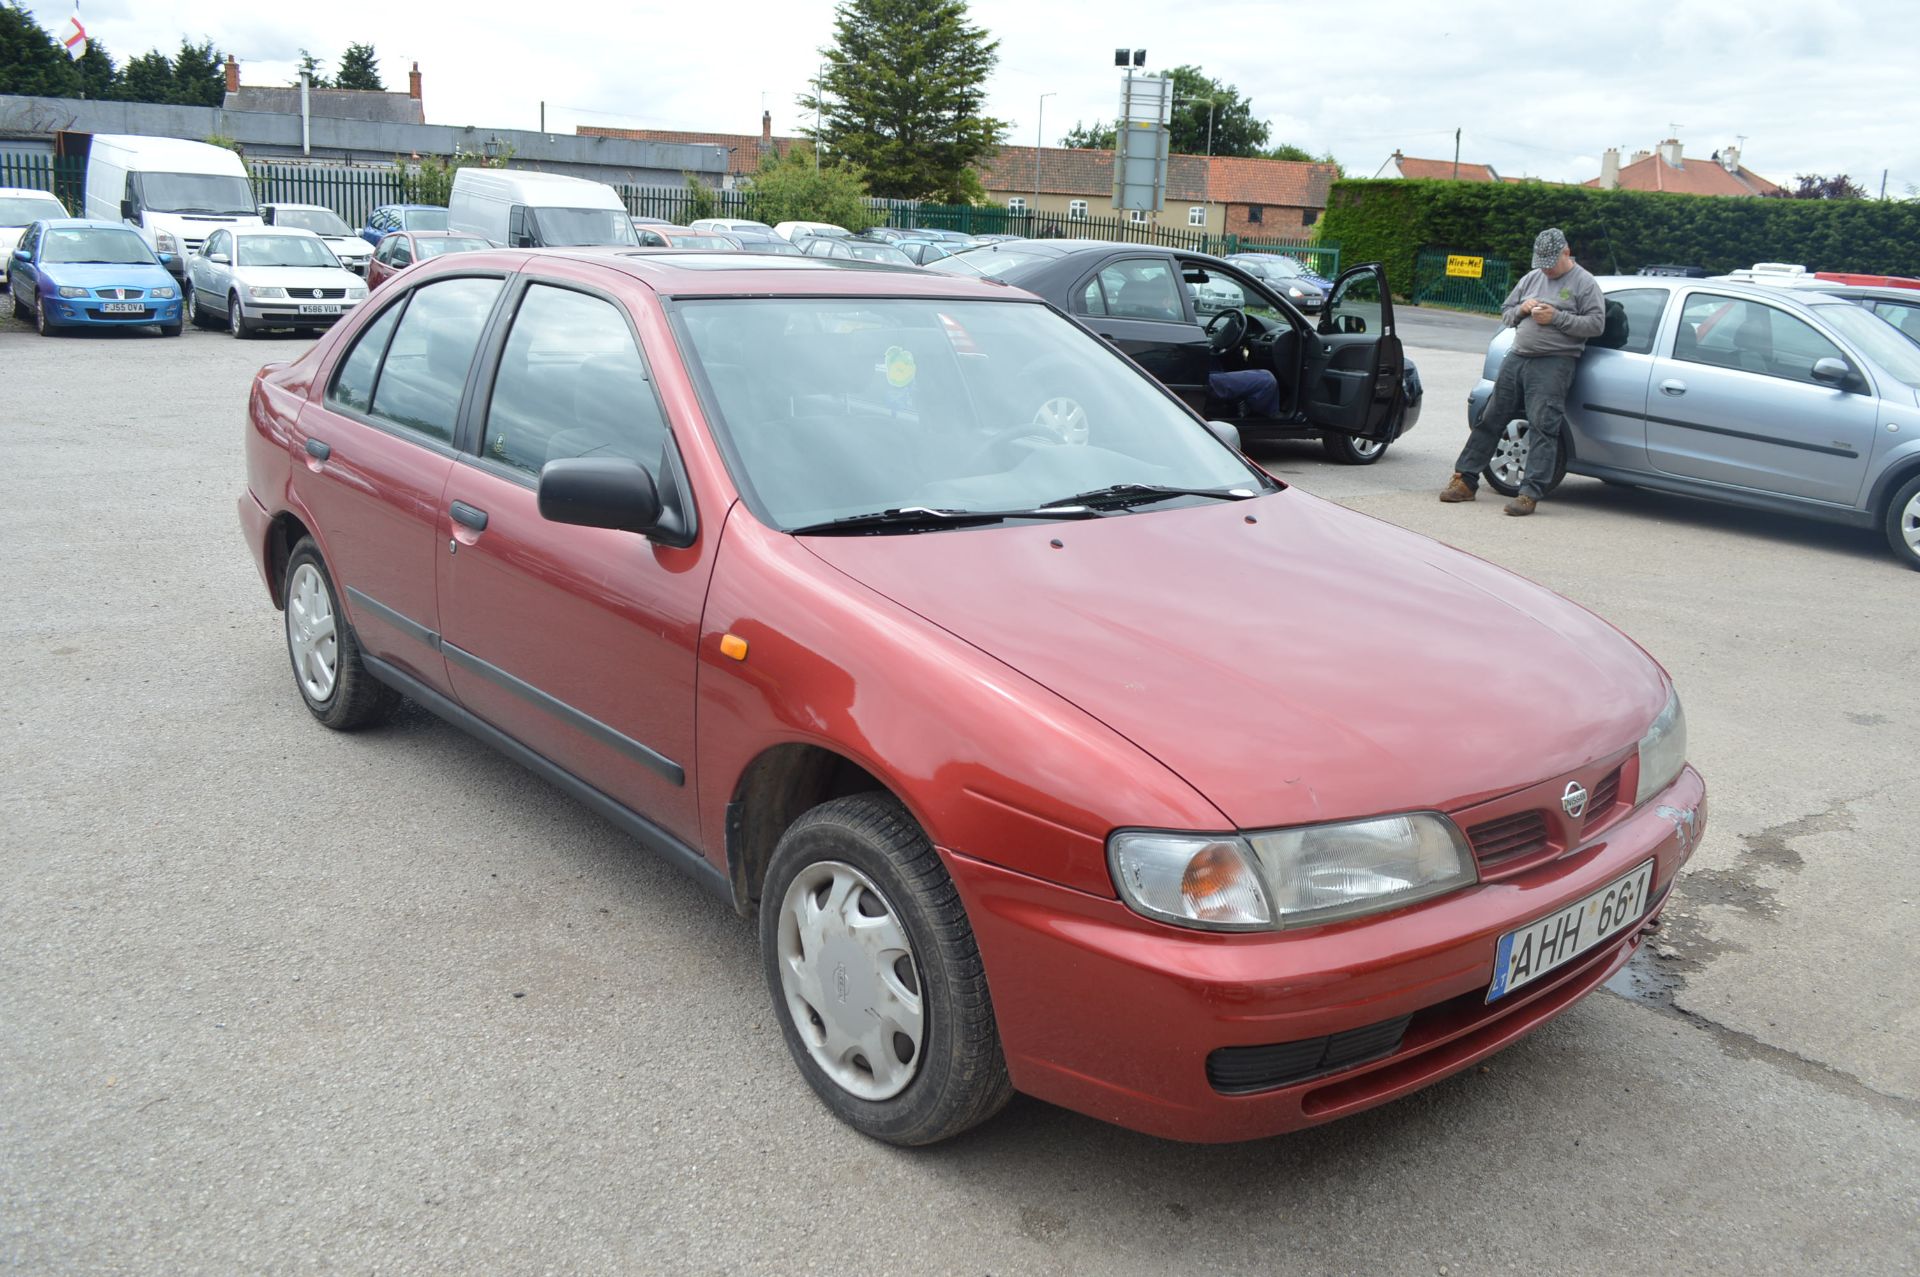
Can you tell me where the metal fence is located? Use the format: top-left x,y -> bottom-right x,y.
1411,248 -> 1516,313
1,152 -> 86,213
248,163 -> 405,228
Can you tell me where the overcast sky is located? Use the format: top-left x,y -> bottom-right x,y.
26,0 -> 1920,194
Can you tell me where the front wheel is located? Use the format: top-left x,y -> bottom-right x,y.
1482,418 -> 1567,497
1321,429 -> 1390,466
1885,473 -> 1920,571
158,317 -> 183,337
283,539 -> 400,730
760,793 -> 1012,1146
35,297 -> 57,337
229,293 -> 253,340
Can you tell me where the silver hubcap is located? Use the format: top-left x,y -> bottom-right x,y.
286,563 -> 339,702
230,299 -> 242,334
1034,397 -> 1089,445
1350,435 -> 1386,459
1903,490 -> 1920,554
1491,418 -> 1531,487
776,860 -> 924,1101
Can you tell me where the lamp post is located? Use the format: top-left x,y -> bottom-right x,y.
1034,91 -> 1055,230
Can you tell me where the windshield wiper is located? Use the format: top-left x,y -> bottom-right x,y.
789,504 -> 1102,535
1037,483 -> 1259,510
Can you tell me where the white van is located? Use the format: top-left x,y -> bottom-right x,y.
447,168 -> 637,249
84,134 -> 262,287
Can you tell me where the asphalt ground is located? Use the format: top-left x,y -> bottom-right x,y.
3,304 -> 1916,1276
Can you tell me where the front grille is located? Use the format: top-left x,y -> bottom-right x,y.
92,287 -> 146,300
288,287 -> 350,300
1588,766 -> 1622,820
1207,1015 -> 1413,1094
1467,809 -> 1550,870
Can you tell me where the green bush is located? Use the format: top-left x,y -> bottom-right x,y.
742,144 -> 878,232
1319,179 -> 1920,295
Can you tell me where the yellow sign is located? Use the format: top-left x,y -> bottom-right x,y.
1446,255 -> 1485,279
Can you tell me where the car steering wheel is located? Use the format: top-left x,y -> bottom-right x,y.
1205,307 -> 1247,355
970,397 -> 1091,468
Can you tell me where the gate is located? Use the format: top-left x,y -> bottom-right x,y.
1413,248 -> 1516,314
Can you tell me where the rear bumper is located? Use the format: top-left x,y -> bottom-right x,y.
945,766 -> 1705,1143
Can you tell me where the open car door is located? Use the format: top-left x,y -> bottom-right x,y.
1302,264 -> 1404,441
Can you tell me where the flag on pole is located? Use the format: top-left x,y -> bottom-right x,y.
62,6 -> 89,60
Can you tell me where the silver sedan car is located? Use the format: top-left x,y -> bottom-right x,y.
1468,276 -> 1920,569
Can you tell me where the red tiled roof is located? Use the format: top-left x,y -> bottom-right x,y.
577,126 -> 801,176
1206,156 -> 1337,208
1586,153 -> 1781,197
1392,155 -> 1499,182
978,145 -> 1211,202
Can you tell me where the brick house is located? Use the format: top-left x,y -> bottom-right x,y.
1373,149 -> 1501,182
577,112 -> 803,186
1207,155 -> 1339,235
977,146 -> 1334,236
221,55 -> 426,125
1588,140 -> 1780,196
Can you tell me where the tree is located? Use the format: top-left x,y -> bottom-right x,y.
0,1 -> 82,97
682,173 -> 717,223
1060,120 -> 1116,150
1265,142 -> 1344,175
75,37 -> 117,99
797,0 -> 1005,202
294,49 -> 331,88
397,147 -> 512,206
1163,65 -> 1268,158
335,42 -> 383,91
116,49 -> 174,103
169,38 -> 224,106
743,144 -> 877,231
1769,173 -> 1868,200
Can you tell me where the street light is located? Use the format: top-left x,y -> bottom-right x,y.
1034,91 -> 1055,229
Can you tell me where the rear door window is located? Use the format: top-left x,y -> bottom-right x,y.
366,276 -> 505,444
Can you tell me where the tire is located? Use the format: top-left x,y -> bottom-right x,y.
282,538 -> 401,730
1321,428 -> 1391,466
158,317 -> 183,337
760,793 -> 1012,1146
35,297 -> 57,337
1884,473 -> 1920,571
228,293 -> 253,339
10,289 -> 26,321
1481,418 -> 1568,498
191,291 -> 217,329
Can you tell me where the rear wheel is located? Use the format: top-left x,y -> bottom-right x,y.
760,793 -> 1012,1146
10,289 -> 27,321
1482,418 -> 1567,497
1885,473 -> 1920,571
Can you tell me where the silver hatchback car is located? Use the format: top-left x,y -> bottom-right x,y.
1468,276 -> 1920,569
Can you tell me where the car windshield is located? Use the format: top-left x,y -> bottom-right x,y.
925,246 -> 1053,279
668,234 -> 734,251
1,195 -> 66,226
841,242 -> 914,265
402,208 -> 449,231
1251,255 -> 1307,279
274,208 -> 352,236
236,235 -> 342,268
677,297 -> 1264,530
1814,301 -> 1920,387
416,236 -> 492,259
530,207 -> 639,247
135,172 -> 256,215
41,227 -> 156,265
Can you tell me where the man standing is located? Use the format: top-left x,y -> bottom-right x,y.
1440,228 -> 1605,515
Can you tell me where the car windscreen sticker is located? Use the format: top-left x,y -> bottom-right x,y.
884,345 -> 917,388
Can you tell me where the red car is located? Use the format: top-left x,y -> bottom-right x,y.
365,230 -> 494,290
238,249 -> 1704,1145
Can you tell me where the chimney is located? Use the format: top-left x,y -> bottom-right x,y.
1659,138 -> 1684,168
1630,149 -> 1652,166
762,110 -> 773,144
1721,143 -> 1741,173
224,54 -> 239,94
1599,147 -> 1620,189
408,62 -> 422,100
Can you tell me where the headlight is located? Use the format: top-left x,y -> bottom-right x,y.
150,286 -> 176,299
1288,286 -> 1306,298
346,285 -> 368,299
1109,813 -> 1477,932
247,285 -> 288,300
1634,687 -> 1688,804
154,231 -> 178,253
58,286 -> 89,298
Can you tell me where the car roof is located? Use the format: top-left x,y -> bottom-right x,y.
424,245 -> 1029,299
231,225 -> 325,238
33,217 -> 139,230
1,186 -> 67,200
1594,274 -> 1870,313
1777,282 -> 1920,304
261,202 -> 331,212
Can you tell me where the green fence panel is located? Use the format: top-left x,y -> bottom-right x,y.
1411,248 -> 1515,313
248,163 -> 406,227
0,152 -> 85,213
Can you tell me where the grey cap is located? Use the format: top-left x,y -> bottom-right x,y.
1532,227 -> 1569,269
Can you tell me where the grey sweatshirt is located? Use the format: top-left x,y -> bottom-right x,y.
1501,263 -> 1605,357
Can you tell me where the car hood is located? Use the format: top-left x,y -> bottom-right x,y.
799,491 -> 1667,829
231,265 -> 363,290
322,236 -> 371,257
33,260 -> 175,290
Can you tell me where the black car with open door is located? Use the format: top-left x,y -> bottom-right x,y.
928,241 -> 1421,465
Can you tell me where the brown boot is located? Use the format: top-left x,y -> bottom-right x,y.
1439,473 -> 1477,503
1504,494 -> 1537,516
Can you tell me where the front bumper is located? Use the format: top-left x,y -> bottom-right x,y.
45,296 -> 182,327
239,297 -> 362,328
945,765 -> 1706,1143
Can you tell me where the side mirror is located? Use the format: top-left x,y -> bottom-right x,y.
11,247 -> 28,263
157,252 -> 176,267
1811,357 -> 1852,388
1340,312 -> 1367,335
209,252 -> 230,265
120,199 -> 134,220
1205,419 -> 1242,451
538,457 -> 662,534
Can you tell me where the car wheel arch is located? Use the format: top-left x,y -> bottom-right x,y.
726,741 -> 915,918
1867,451 -> 1920,520
265,510 -> 316,610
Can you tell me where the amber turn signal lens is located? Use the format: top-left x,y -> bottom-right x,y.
720,634 -> 748,661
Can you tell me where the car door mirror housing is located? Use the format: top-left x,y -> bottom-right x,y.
1341,313 -> 1367,335
11,247 -> 27,263
209,252 -> 230,265
538,457 -> 664,535
120,199 -> 134,220
1810,357 -> 1852,387
1204,419 -> 1242,451
157,252 -> 176,267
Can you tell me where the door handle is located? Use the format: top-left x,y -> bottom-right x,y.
1659,379 -> 1687,396
304,438 -> 331,460
450,501 -> 489,531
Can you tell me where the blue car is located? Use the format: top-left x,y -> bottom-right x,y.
359,204 -> 450,247
7,218 -> 184,337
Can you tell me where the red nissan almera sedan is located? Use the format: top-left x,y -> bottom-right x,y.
238,248 -> 1705,1145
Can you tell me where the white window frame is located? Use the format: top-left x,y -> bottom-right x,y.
1129,208 -> 1148,225
1007,197 -> 1027,214
1069,200 -> 1088,220
1188,206 -> 1206,227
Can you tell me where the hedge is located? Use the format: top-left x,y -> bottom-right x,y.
1318,179 -> 1920,297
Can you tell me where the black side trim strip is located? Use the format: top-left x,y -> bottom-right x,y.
1579,402 -> 1643,420
344,587 -> 440,650
1641,411 -> 1859,458
441,641 -> 686,787
359,652 -> 730,904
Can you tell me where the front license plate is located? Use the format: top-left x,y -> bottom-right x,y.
101,302 -> 143,313
298,303 -> 342,315
1487,860 -> 1654,1002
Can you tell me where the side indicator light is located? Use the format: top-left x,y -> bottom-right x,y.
719,634 -> 749,661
